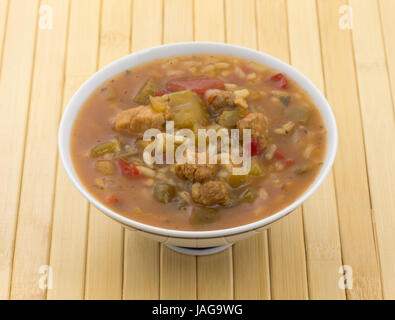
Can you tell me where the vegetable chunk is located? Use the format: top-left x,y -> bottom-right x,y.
165,90 -> 210,129
134,78 -> 163,105
217,108 -> 247,128
153,183 -> 176,204
90,138 -> 121,157
285,105 -> 311,124
95,160 -> 115,175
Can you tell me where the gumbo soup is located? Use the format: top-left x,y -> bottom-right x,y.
71,54 -> 326,231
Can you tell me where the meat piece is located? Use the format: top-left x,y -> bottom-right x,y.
237,112 -> 269,149
115,108 -> 135,130
191,181 -> 230,206
175,162 -> 217,182
206,90 -> 248,113
115,105 -> 165,133
175,151 -> 217,182
209,90 -> 236,110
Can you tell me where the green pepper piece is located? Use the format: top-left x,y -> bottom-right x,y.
189,207 -> 218,225
240,189 -> 255,202
216,108 -> 247,128
112,149 -> 139,160
285,105 -> 311,124
294,164 -> 314,175
134,78 -> 163,105
167,90 -> 210,129
228,174 -> 249,188
90,138 -> 121,157
153,183 -> 176,204
249,159 -> 263,176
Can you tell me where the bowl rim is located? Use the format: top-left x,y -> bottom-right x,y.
58,41 -> 338,239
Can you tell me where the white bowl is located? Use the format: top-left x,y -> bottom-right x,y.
58,42 -> 338,248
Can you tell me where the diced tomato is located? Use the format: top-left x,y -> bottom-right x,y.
285,158 -> 295,166
118,159 -> 140,178
270,73 -> 283,81
249,138 -> 262,156
166,77 -> 225,96
155,90 -> 167,96
106,194 -> 122,205
274,151 -> 285,160
270,73 -> 288,89
279,77 -> 288,89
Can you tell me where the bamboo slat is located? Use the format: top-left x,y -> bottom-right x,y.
10,0 -> 69,299
350,0 -> 395,299
378,0 -> 395,299
48,0 -> 101,300
316,0 -> 382,300
0,0 -> 39,300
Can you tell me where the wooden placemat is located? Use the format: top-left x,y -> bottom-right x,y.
1,0 -> 394,300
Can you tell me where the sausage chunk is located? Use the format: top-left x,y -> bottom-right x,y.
175,163 -> 217,183
206,90 -> 248,114
237,112 -> 269,149
175,151 -> 217,182
115,105 -> 165,133
209,90 -> 236,110
191,181 -> 230,206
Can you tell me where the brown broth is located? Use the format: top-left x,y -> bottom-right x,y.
71,54 -> 327,231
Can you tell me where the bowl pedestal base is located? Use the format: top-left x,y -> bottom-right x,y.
165,243 -> 233,256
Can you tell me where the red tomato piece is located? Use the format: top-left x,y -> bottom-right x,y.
270,73 -> 284,81
270,73 -> 288,89
279,76 -> 288,89
166,77 -> 225,96
274,151 -> 285,160
285,158 -> 295,166
249,138 -> 262,156
118,159 -> 140,178
106,194 -> 122,205
155,90 -> 167,96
